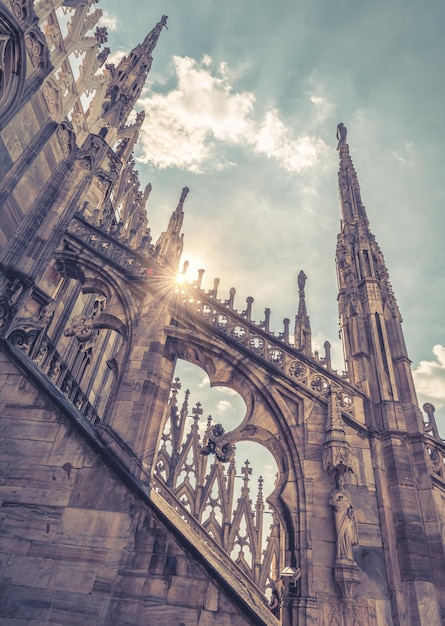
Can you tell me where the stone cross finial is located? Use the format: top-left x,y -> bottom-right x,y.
241,459 -> 252,488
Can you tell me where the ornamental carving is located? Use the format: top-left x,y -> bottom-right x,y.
310,374 -> 329,394
57,122 -> 74,156
338,390 -> 353,411
201,423 -> 235,463
63,314 -> 97,349
10,0 -> 34,26
267,347 -> 285,365
42,81 -> 58,115
288,360 -> 307,380
32,339 -> 48,367
25,29 -> 46,71
76,155 -> 92,171
229,324 -> 246,339
8,328 -> 37,354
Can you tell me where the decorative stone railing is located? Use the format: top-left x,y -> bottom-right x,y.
68,214 -> 153,276
174,284 -> 358,414
151,474 -> 272,605
6,328 -> 99,424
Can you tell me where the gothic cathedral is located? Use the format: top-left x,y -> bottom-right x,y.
0,2 -> 444,625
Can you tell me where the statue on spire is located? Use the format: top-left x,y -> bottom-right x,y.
336,123 -> 347,150
298,269 -> 307,292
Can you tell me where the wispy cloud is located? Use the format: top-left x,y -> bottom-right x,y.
137,56 -> 327,173
413,344 -> 445,408
107,49 -> 127,66
310,95 -> 334,124
393,142 -> 415,165
99,11 -> 118,31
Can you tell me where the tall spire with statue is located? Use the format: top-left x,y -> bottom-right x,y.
335,124 -> 445,624
335,123 -> 419,431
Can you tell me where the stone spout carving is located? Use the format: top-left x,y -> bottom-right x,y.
200,423 -> 235,463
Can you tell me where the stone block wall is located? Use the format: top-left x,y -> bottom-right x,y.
0,350 -> 266,625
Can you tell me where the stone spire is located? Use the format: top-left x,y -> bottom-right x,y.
335,124 -> 419,428
100,16 -> 168,133
294,270 -> 312,356
155,187 -> 189,270
336,122 -> 366,224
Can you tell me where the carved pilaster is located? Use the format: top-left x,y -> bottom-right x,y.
323,386 -> 353,476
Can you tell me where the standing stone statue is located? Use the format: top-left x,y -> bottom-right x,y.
329,475 -> 359,562
336,123 -> 347,150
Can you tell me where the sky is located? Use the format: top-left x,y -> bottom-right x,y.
95,1 -> 445,461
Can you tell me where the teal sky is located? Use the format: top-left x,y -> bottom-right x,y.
98,1 -> 445,434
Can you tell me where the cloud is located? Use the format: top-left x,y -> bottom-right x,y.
216,400 -> 234,413
137,56 -> 327,173
393,142 -> 414,165
107,49 -> 127,66
99,11 -> 118,31
413,344 -> 445,409
254,109 -> 326,171
310,95 -> 334,124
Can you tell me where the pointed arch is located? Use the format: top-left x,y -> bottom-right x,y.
165,329 -> 310,593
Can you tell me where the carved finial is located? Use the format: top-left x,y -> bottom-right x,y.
172,376 -> 181,388
210,277 -> 220,298
170,377 -> 181,404
195,268 -> 205,289
192,401 -> 203,421
281,318 -> 290,344
256,475 -> 264,507
261,308 -> 271,331
181,389 -> 190,416
224,287 -> 236,308
243,296 -> 254,320
241,459 -> 252,490
323,340 -> 332,371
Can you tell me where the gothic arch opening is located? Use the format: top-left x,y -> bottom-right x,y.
154,358 -> 285,593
